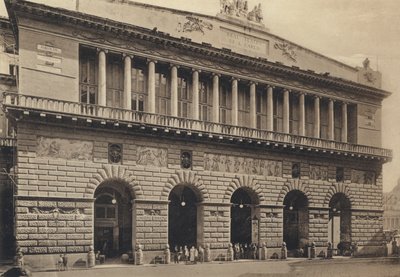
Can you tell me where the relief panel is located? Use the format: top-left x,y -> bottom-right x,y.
351,169 -> 376,185
309,165 -> 328,181
36,136 -> 93,161
136,146 -> 167,167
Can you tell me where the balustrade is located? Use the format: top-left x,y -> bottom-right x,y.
2,92 -> 392,159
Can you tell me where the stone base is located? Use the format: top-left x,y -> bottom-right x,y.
24,253 -> 87,271
355,245 -> 385,257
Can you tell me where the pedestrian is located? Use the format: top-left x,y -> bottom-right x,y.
63,254 -> 68,271
189,246 -> 195,263
57,254 -> 64,271
198,245 -> 204,263
184,245 -> 189,263
174,246 -> 179,264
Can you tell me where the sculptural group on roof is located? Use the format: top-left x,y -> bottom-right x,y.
220,0 -> 263,23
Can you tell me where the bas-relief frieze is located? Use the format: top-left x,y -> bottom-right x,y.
351,169 -> 376,185
71,30 -> 379,105
136,146 -> 167,167
204,153 -> 282,176
176,16 -> 213,35
309,165 -> 328,181
36,136 -> 93,161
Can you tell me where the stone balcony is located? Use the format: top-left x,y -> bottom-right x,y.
3,92 -> 392,161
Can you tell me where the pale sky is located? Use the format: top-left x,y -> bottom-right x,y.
2,0 -> 399,191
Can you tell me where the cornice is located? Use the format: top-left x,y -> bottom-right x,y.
5,0 -> 391,100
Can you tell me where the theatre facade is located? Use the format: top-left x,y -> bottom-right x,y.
1,0 -> 392,266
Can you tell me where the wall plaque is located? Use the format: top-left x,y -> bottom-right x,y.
36,136 -> 93,161
36,42 -> 62,74
309,165 -> 328,181
220,27 -> 269,58
137,147 -> 167,167
351,169 -> 375,185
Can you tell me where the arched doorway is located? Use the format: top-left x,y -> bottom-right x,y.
168,185 -> 201,249
230,188 -> 260,249
328,193 -> 351,254
94,180 -> 133,258
283,190 -> 309,252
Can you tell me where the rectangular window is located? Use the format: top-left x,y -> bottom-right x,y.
199,79 -> 212,121
219,82 -> 231,124
334,103 -> 342,141
106,54 -> 123,108
320,100 -> 329,139
156,71 -> 170,115
348,104 -> 357,143
256,89 -> 267,129
273,91 -> 283,132
131,65 -> 147,112
305,96 -> 314,137
178,75 -> 192,118
79,47 -> 98,105
238,84 -> 250,127
289,94 -> 299,135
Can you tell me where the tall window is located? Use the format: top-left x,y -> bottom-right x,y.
256,88 -> 267,129
156,70 -> 170,115
219,82 -> 231,124
305,96 -> 314,137
106,54 -> 123,108
178,74 -> 191,118
348,104 -> 357,143
131,63 -> 146,112
289,94 -> 300,135
273,91 -> 283,132
334,103 -> 342,141
238,84 -> 250,127
199,78 -> 212,121
320,100 -> 329,139
79,47 -> 97,105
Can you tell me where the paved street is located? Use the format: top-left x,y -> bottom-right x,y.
5,257 -> 400,277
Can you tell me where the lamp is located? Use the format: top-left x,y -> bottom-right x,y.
181,195 -> 186,207
239,200 -> 244,209
111,198 -> 117,205
289,205 -> 293,211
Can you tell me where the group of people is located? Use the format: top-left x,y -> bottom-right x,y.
172,245 -> 204,264
233,243 -> 258,260
57,254 -> 68,271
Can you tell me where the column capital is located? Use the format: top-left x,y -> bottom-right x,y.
313,95 -> 322,99
169,64 -> 180,70
191,68 -> 201,73
96,48 -> 108,54
282,88 -> 291,93
146,58 -> 158,64
212,72 -> 221,78
230,77 -> 240,83
122,53 -> 134,60
249,81 -> 258,86
266,84 -> 275,89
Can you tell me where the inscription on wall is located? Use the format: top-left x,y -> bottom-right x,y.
220,27 -> 269,58
351,169 -> 376,185
359,105 -> 379,130
309,165 -> 328,181
36,137 -> 93,161
204,153 -> 282,176
137,147 -> 167,167
36,42 -> 62,74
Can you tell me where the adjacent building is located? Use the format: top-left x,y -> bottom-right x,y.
0,0 -> 392,267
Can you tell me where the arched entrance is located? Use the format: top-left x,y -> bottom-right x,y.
283,190 -> 309,252
94,180 -> 133,257
168,185 -> 201,249
328,193 -> 351,254
230,188 -> 260,248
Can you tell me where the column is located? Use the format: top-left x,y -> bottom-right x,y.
231,78 -> 238,126
313,96 -> 320,138
341,102 -> 348,143
123,54 -> 132,110
283,89 -> 290,133
212,74 -> 219,123
192,69 -> 199,120
170,65 -> 178,117
299,93 -> 305,136
328,99 -> 334,140
266,86 -> 274,131
250,82 -> 257,129
98,49 -> 107,106
147,60 -> 156,113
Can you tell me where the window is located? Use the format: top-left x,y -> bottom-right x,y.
106,54 -> 123,108
256,88 -> 267,129
289,94 -> 299,135
156,71 -> 170,115
273,91 -> 283,132
320,100 -> 329,139
95,195 -> 117,219
238,84 -> 250,127
199,79 -> 212,121
79,47 -> 97,105
178,74 -> 191,118
305,96 -> 314,137
131,65 -> 146,112
219,82 -> 231,124
334,103 -> 343,141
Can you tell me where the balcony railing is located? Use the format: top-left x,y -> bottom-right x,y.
3,92 -> 392,159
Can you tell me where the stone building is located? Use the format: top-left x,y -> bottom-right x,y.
383,179 -> 400,231
0,0 -> 392,267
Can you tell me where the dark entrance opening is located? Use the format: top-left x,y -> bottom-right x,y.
329,193 -> 351,255
231,188 -> 253,244
168,185 -> 199,249
94,182 -> 133,258
283,190 -> 309,252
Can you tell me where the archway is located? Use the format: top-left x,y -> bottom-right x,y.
328,193 -> 351,255
283,190 -> 309,252
94,180 -> 134,258
168,185 -> 201,249
230,187 -> 260,256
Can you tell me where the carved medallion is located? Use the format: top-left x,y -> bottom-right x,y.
108,143 -> 122,164
181,151 -> 192,169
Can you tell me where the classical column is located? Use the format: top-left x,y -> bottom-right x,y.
283,89 -> 290,133
147,60 -> 156,113
192,69 -> 200,120
97,49 -> 107,106
299,93 -> 306,136
250,82 -> 257,129
328,99 -> 334,140
212,73 -> 219,123
313,96 -> 320,138
123,54 -> 132,110
341,102 -> 348,143
231,78 -> 238,126
266,85 -> 274,131
170,65 -> 178,117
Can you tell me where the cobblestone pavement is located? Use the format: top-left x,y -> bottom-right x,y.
3,257 -> 400,277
